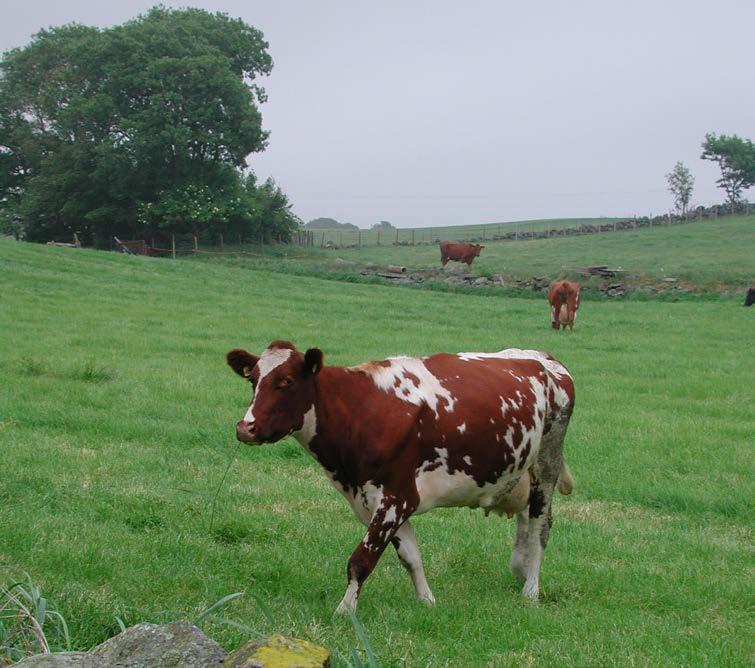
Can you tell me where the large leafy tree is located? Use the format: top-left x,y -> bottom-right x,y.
701,133 -> 755,208
0,7 -> 297,245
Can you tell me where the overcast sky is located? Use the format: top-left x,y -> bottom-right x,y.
2,0 -> 753,228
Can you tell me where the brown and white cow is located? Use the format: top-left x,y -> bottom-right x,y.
227,341 -> 575,613
548,280 -> 581,332
439,241 -> 484,266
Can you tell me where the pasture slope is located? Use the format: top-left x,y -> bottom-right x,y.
199,213 -> 755,294
0,238 -> 753,667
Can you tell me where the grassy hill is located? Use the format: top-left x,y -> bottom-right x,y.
1,239 -> 752,665
199,213 -> 755,294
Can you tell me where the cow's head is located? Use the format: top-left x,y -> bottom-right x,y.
226,340 -> 323,445
473,244 -> 484,256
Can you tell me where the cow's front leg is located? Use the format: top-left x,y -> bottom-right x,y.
391,520 -> 435,606
336,499 -> 409,614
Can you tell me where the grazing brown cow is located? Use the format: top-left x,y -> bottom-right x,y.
227,341 -> 575,613
548,280 -> 581,331
440,241 -> 484,266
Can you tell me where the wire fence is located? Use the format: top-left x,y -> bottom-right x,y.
293,204 -> 753,249
94,203 -> 752,257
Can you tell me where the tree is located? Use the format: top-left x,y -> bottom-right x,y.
701,133 -> 755,208
665,161 -> 694,215
0,7 -> 299,246
371,220 -> 395,230
304,217 -> 358,230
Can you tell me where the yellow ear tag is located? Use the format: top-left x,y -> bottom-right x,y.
312,365 -> 318,374
243,366 -> 252,378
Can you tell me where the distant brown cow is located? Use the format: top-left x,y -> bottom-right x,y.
440,241 -> 484,266
548,280 -> 581,332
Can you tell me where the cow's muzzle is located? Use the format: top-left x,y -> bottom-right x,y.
235,420 -> 259,445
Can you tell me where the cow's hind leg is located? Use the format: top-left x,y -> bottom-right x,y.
522,416 -> 570,599
336,497 -> 413,614
510,507 -> 529,582
392,521 -> 435,606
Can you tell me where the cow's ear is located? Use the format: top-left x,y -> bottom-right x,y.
227,349 -> 259,379
304,348 -> 324,376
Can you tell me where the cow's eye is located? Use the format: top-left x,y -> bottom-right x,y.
277,377 -> 293,390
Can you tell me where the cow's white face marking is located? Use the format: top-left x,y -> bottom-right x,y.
244,346 -> 293,422
362,357 -> 456,417
457,423 -> 466,434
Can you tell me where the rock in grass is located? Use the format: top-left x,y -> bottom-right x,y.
226,634 -> 330,668
15,622 -> 225,667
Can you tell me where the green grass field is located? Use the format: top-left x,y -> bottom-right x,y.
202,214 -> 755,293
1,239 -> 753,666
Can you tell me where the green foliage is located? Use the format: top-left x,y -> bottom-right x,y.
0,7 -> 298,246
0,573 -> 71,662
371,220 -> 395,230
701,133 -> 755,206
665,161 -> 694,214
304,217 -> 358,230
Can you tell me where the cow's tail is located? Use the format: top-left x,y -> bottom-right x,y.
556,460 -> 574,495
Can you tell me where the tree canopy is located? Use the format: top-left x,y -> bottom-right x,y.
304,217 -> 358,230
0,7 -> 300,245
371,220 -> 395,230
701,133 -> 755,207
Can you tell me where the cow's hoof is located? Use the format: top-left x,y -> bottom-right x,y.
335,601 -> 356,615
418,591 -> 436,607
522,580 -> 539,600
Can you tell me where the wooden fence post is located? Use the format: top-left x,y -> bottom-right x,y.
411,229 -> 415,245
219,232 -> 224,250
193,235 -> 198,252
377,229 -> 381,246
395,228 -> 399,244
358,229 -> 361,247
171,234 -> 176,259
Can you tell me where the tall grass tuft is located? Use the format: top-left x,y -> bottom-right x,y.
18,357 -> 46,377
0,573 -> 71,663
72,360 -> 115,383
338,610 -> 380,668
